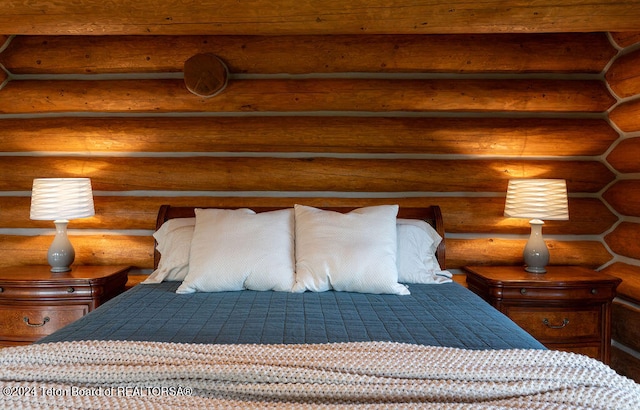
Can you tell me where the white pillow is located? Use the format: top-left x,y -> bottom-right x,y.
176,208 -> 295,293
143,217 -> 195,284
397,218 -> 441,255
293,204 -> 409,295
396,219 -> 452,284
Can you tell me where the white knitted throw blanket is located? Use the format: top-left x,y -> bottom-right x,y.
1,340 -> 639,409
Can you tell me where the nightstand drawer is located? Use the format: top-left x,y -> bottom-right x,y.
502,286 -> 616,301
0,305 -> 89,341
0,285 -> 92,300
507,307 -> 600,340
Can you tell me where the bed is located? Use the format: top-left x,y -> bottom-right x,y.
1,202 -> 639,409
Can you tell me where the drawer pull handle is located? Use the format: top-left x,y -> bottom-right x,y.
542,318 -> 569,329
591,288 -> 598,295
67,287 -> 75,293
0,287 -> 3,293
23,316 -> 50,327
520,288 -> 527,295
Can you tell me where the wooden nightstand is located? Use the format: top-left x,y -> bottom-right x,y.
0,265 -> 129,347
464,265 -> 621,363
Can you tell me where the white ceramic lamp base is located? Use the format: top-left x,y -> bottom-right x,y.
523,219 -> 549,274
47,220 -> 75,273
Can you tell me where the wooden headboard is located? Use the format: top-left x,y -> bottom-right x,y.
154,204 -> 445,270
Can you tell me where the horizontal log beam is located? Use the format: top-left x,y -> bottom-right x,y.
611,347 -> 640,384
606,138 -> 640,173
445,238 -> 611,269
603,180 -> 640,217
0,78 -> 615,114
605,222 -> 640,259
442,197 -> 615,236
0,234 -> 152,268
610,31 -> 640,48
601,262 -> 640,304
0,196 -> 615,236
613,303 -> 640,353
0,33 -> 615,75
0,1 -> 639,35
0,157 -> 615,193
606,49 -> 640,99
609,99 -> 640,133
0,234 -> 612,270
0,117 -> 618,157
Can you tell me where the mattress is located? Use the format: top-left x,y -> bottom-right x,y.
39,281 -> 544,350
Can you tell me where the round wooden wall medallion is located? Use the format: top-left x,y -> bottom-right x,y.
183,53 -> 229,98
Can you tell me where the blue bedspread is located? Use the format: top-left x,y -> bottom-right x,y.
39,282 -> 544,350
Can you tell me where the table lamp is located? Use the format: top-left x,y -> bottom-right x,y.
504,179 -> 568,273
30,178 -> 95,272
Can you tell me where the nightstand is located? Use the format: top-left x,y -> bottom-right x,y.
464,265 -> 621,363
0,265 -> 129,346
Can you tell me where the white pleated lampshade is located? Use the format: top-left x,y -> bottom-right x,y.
30,178 -> 95,221
504,179 -> 569,220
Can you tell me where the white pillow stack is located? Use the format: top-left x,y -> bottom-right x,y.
144,204 -> 452,294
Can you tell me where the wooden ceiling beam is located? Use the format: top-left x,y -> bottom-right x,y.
1,1 -> 639,35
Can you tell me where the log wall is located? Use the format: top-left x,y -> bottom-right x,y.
1,9 -> 640,380
603,36 -> 640,382
605,41 -> 640,270
0,33 -> 623,273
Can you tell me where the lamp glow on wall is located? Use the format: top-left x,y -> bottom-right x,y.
504,179 -> 569,273
30,178 -> 95,273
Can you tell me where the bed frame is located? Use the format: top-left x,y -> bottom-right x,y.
154,204 -> 445,270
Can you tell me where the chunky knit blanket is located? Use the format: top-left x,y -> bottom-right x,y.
0,340 -> 639,409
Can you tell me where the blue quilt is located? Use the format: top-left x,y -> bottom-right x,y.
39,282 -> 544,350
